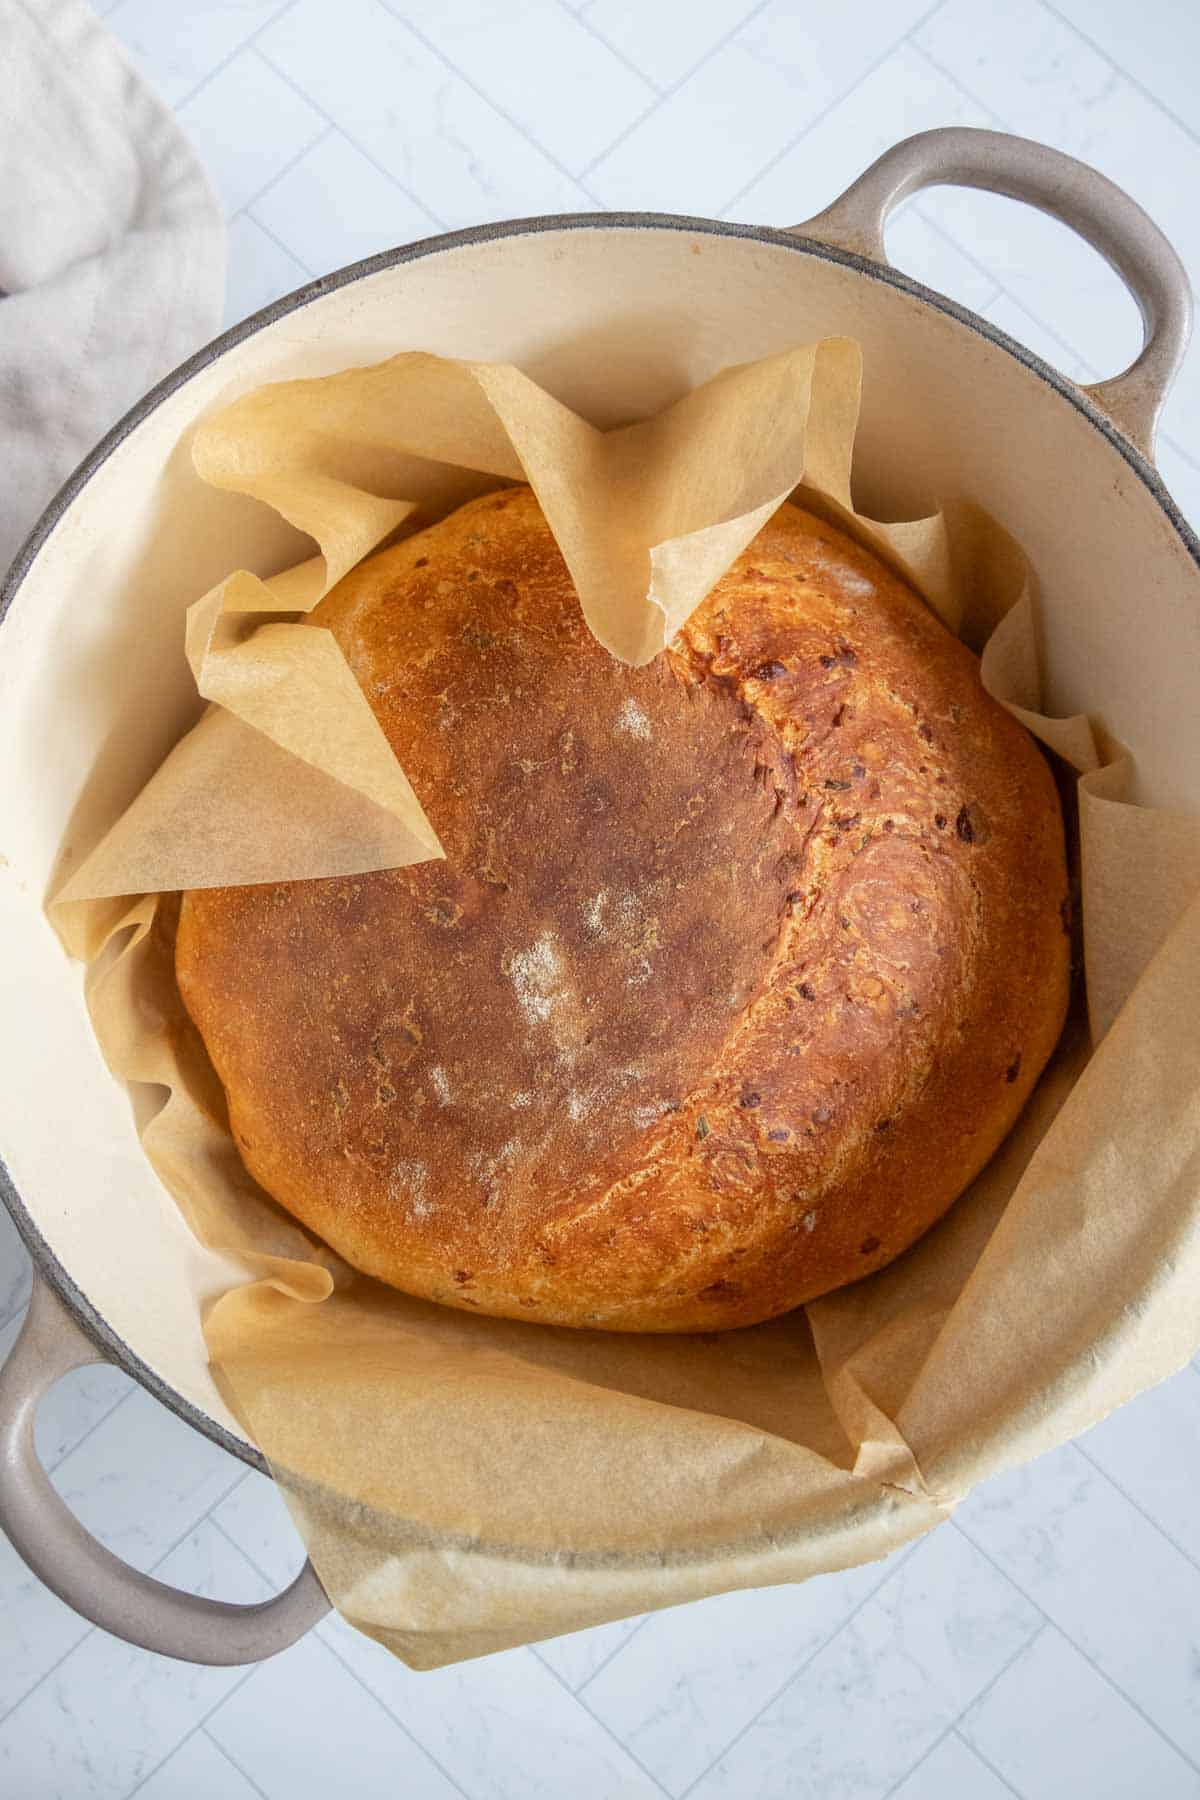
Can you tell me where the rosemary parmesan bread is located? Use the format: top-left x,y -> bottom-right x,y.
176,488 -> 1069,1331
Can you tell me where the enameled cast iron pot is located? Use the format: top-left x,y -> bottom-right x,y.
1,129 -> 1196,1666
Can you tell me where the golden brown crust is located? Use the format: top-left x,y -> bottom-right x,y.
176,489 -> 1069,1330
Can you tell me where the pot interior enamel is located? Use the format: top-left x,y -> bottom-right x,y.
2,216 -> 1198,1461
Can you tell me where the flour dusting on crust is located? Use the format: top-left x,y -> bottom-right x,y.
507,932 -> 564,1025
391,1158 -> 430,1219
615,696 -> 652,739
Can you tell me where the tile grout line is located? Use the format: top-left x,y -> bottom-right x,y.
43,1384 -> 140,1478
531,1643 -> 676,1798
791,26 -> 1200,471
909,19 -> 1200,428
121,1668 -> 265,1800
905,27 -> 1114,357
206,1515 -> 473,1800
254,45 -> 452,232
206,1515 -> 303,1596
227,1606 -> 671,1800
564,0 -> 773,109
0,1628 -> 97,1735
376,0 -> 604,197
1159,430 -> 1200,477
1163,439 -> 1200,477
1037,0 -> 1200,156
238,205 -> 318,279
574,0 -> 775,182
953,1724 -> 1026,1799
899,20 -> 1157,354
909,198 -> 1096,373
877,1620 -> 1046,1800
908,36 -> 1008,130
718,0 -> 949,221
673,1539 -> 928,1798
910,202 -> 1011,310
907,199 -> 1200,477
903,249 -> 1005,318
0,1460 -> 249,1729
575,1614 -> 653,1695
551,0 -> 665,98
163,0 -> 301,115
233,108 -> 336,235
0,1274 -> 33,1339
979,271 -> 1101,375
950,1515 -> 1200,1778
1073,1437 -> 1200,1583
198,1723 -> 276,1800
314,1628 -> 475,1800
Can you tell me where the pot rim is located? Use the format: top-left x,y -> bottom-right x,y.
3,207 -> 1198,1476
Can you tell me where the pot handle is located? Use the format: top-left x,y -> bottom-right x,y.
0,1276 -> 329,1664
793,126 -> 1192,459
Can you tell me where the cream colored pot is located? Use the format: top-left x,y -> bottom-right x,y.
0,129 -> 1194,1664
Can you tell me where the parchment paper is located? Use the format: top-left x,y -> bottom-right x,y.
53,342 -> 1200,1669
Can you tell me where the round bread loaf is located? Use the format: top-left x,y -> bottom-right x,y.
176,488 -> 1069,1331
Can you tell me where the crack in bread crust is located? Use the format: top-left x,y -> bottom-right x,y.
176,489 -> 1069,1331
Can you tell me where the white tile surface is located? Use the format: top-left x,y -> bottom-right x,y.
0,1374 -> 241,1720
957,1446 -> 1200,1763
0,1528 -> 94,1723
889,1728 -> 1018,1800
885,204 -> 1003,315
1048,0 -> 1200,138
258,0 -> 597,228
0,1525 -> 267,1800
961,1624 -> 1200,1800
1155,438 -> 1200,531
734,41 -> 990,228
0,1310 -> 132,1472
589,0 -> 934,214
321,1610 -> 663,1798
207,1631 -> 464,1799
0,1312 -> 132,1722
176,45 -> 326,216
7,1 -> 1200,1793
0,1198 -> 33,1329
136,1727 -> 266,1800
912,181 -> 1143,382
915,0 -> 1200,438
396,0 -> 654,173
250,126 -> 441,275
224,210 -> 311,327
51,1386 -> 242,1574
210,1468 -> 308,1591
978,288 -> 1093,383
1078,1365 -> 1200,1567
106,0 -> 293,107
688,1527 -> 1040,1799
534,1614 -> 647,1693
583,1560 -> 903,1791
579,0 -> 760,93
